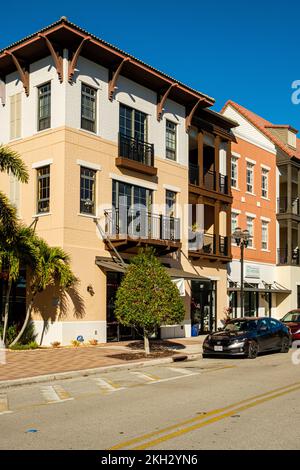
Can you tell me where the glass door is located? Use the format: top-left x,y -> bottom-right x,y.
191,280 -> 216,334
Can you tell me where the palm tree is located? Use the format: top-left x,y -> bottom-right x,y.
0,145 -> 28,232
10,239 -> 76,346
0,225 -> 39,344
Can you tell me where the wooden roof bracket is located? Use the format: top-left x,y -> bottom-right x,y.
4,51 -> 29,96
68,36 -> 91,83
185,98 -> 205,132
108,57 -> 131,101
38,34 -> 63,83
157,83 -> 178,121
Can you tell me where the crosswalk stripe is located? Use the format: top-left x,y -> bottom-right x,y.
41,385 -> 74,403
94,378 -> 125,392
130,371 -> 160,382
167,367 -> 195,375
0,394 -> 12,415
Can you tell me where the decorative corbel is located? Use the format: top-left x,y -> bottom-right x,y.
108,58 -> 131,101
185,98 -> 205,132
157,83 -> 178,121
68,36 -> 91,83
5,51 -> 29,96
38,34 -> 63,83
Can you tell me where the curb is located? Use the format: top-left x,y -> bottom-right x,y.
0,352 -> 202,390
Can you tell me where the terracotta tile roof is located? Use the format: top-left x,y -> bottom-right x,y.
222,100 -> 300,160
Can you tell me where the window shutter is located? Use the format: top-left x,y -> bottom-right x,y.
9,93 -> 21,139
10,94 -> 16,139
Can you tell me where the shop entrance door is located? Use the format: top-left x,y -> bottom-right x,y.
191,280 -> 216,335
106,271 -> 136,342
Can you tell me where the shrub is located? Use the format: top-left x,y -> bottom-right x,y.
0,324 -> 17,345
89,339 -> 98,346
71,340 -> 81,347
51,341 -> 61,348
10,341 -> 39,350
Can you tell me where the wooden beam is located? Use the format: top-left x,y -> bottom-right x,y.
68,37 -> 91,83
4,51 -> 29,96
108,58 -> 131,101
38,34 -> 63,83
157,83 -> 177,121
185,98 -> 205,132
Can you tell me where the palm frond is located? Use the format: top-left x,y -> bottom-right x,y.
0,191 -> 17,234
0,145 -> 29,183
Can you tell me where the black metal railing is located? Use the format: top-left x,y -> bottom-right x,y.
277,248 -> 300,265
219,236 -> 229,256
277,197 -> 300,215
119,133 -> 154,167
189,164 -> 228,194
105,208 -> 180,242
189,232 -> 229,256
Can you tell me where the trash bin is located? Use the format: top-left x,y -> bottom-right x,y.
191,324 -> 199,337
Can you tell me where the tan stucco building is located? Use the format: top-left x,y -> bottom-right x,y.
0,18 -> 237,344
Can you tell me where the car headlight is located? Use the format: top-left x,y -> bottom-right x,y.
228,339 -> 246,349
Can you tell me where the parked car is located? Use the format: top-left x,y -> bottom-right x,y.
280,310 -> 300,341
203,317 -> 291,359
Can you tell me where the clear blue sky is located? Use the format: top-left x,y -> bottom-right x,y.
1,0 -> 300,127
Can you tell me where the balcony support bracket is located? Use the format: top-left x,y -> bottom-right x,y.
38,34 -> 63,83
109,58 -> 131,101
185,98 -> 205,132
68,36 -> 91,83
157,83 -> 177,121
4,51 -> 29,96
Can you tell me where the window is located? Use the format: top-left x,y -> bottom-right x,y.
80,167 -> 96,215
119,104 -> 147,141
261,168 -> 269,198
166,121 -> 177,161
166,190 -> 176,217
231,212 -> 239,234
10,93 -> 21,139
246,162 -> 254,193
246,216 -> 254,247
38,82 -> 51,131
231,156 -> 238,188
261,221 -> 268,250
37,165 -> 50,214
81,84 -> 97,132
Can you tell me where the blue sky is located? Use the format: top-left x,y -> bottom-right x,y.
1,0 -> 300,127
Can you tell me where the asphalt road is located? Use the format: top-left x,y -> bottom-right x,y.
1,349 -> 300,450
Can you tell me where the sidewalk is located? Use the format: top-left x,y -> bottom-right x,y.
0,337 -> 204,387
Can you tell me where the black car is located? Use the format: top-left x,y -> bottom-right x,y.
203,317 -> 291,359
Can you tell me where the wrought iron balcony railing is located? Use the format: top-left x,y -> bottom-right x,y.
277,197 -> 300,216
119,133 -> 154,167
189,164 -> 228,194
277,248 -> 300,265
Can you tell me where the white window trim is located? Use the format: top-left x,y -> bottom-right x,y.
109,172 -> 158,191
246,212 -> 257,218
261,164 -> 271,171
163,184 -> 181,193
232,209 -> 241,214
32,159 -> 53,169
260,216 -> 271,222
76,160 -> 102,171
246,157 -> 256,165
231,152 -> 241,158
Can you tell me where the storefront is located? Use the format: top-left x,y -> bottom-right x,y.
191,280 -> 216,334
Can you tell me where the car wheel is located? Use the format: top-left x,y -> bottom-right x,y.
247,341 -> 259,359
280,337 -> 290,353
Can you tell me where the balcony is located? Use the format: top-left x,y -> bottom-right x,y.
188,231 -> 230,261
189,164 -> 228,195
116,133 -> 157,176
277,197 -> 300,216
104,208 -> 181,255
277,248 -> 300,266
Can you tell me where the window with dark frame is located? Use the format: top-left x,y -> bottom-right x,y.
37,165 -> 50,214
231,156 -> 238,188
261,168 -> 269,198
246,162 -> 254,193
80,167 -> 96,215
81,84 -> 97,133
119,104 -> 147,141
166,120 -> 177,161
166,190 -> 176,217
38,82 -> 51,131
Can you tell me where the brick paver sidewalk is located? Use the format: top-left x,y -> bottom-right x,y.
0,338 -> 202,383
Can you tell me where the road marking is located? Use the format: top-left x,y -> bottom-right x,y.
94,378 -> 125,392
130,372 -> 160,382
168,367 -> 196,375
0,394 -> 12,415
41,385 -> 74,404
109,380 -> 300,450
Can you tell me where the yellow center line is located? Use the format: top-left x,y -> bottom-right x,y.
109,380 -> 300,450
133,384 -> 300,450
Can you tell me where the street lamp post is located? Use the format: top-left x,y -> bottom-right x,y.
232,227 -> 251,318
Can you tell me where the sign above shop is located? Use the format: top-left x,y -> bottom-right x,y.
245,265 -> 260,279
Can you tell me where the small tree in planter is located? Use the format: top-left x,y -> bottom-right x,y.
114,248 -> 185,355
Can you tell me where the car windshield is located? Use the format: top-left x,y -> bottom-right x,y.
224,320 -> 258,332
282,312 -> 300,322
